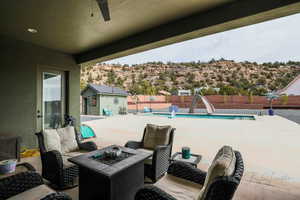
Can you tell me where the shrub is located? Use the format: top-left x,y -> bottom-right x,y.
280,95 -> 289,105
223,94 -> 228,104
248,93 -> 254,104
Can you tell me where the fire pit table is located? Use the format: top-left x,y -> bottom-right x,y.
69,145 -> 152,200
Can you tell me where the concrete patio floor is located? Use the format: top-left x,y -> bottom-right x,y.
82,114 -> 300,199
22,113 -> 300,199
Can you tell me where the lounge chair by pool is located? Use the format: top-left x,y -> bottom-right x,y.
144,107 -> 152,113
103,108 -> 113,116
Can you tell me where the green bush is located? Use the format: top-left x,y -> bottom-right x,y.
280,95 -> 289,105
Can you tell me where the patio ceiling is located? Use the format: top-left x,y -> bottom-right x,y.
1,0 -> 300,64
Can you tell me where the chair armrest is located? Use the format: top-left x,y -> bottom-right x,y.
167,161 -> 207,185
0,171 -> 44,199
153,145 -> 170,163
125,141 -> 142,149
135,185 -> 176,200
151,145 -> 171,178
42,192 -> 72,200
16,162 -> 36,172
155,145 -> 169,151
42,150 -> 64,171
78,141 -> 97,151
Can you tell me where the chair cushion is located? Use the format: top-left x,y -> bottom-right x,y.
62,151 -> 86,168
137,148 -> 154,165
43,129 -> 62,153
7,184 -> 55,200
155,174 -> 202,200
197,145 -> 236,200
62,155 -> 77,168
143,124 -> 172,150
63,151 -> 86,158
57,126 -> 79,154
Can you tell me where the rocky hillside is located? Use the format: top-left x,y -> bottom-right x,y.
81,60 -> 300,95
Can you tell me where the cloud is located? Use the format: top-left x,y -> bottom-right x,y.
106,13 -> 300,65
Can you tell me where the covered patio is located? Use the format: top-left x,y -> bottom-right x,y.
21,114 -> 300,200
1,0 -> 300,200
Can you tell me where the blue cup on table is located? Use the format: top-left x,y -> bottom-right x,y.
182,147 -> 191,159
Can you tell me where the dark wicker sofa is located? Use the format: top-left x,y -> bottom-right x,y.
135,148 -> 244,200
35,126 -> 97,189
125,124 -> 175,182
0,171 -> 71,200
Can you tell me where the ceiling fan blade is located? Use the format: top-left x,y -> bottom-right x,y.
96,0 -> 111,21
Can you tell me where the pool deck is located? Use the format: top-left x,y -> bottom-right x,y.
81,113 -> 300,199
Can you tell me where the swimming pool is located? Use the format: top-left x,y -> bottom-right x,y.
150,113 -> 255,120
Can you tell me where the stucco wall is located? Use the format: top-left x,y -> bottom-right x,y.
0,36 -> 80,148
170,95 -> 300,109
127,95 -> 171,110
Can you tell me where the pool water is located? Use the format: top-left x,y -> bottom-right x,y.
150,113 -> 255,120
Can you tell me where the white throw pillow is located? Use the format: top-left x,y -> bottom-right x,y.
57,126 -> 79,153
43,129 -> 62,153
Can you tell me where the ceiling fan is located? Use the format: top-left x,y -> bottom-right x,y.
96,0 -> 110,21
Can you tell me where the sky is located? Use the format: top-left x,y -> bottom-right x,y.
106,13 -> 300,65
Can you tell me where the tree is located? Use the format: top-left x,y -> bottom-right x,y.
87,74 -> 93,83
256,78 -> 266,85
201,87 -> 218,95
169,87 -> 178,95
187,72 -> 195,83
219,85 -> 239,95
116,77 -> 124,88
80,81 -> 87,90
158,72 -> 167,81
106,70 -> 116,85
252,88 -> 268,96
129,83 -> 141,95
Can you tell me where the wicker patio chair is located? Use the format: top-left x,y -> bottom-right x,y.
125,124 -> 175,182
35,126 -> 97,189
135,146 -> 244,200
0,135 -> 36,172
0,171 -> 71,200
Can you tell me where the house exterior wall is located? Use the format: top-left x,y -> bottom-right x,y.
279,76 -> 300,96
99,95 -> 127,115
0,36 -> 80,148
177,90 -> 191,96
81,88 -> 100,115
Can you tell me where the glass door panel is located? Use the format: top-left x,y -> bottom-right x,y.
43,72 -> 63,129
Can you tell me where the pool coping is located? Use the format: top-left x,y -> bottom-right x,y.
152,112 -> 256,118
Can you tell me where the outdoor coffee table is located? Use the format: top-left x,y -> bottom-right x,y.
170,152 -> 201,167
68,145 -> 152,200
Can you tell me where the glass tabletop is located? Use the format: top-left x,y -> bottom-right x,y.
171,152 -> 201,164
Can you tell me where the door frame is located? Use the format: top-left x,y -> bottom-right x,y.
83,97 -> 88,115
36,65 -> 67,132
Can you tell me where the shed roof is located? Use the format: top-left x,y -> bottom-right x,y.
84,84 -> 128,96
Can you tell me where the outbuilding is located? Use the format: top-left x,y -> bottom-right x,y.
81,84 -> 128,116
